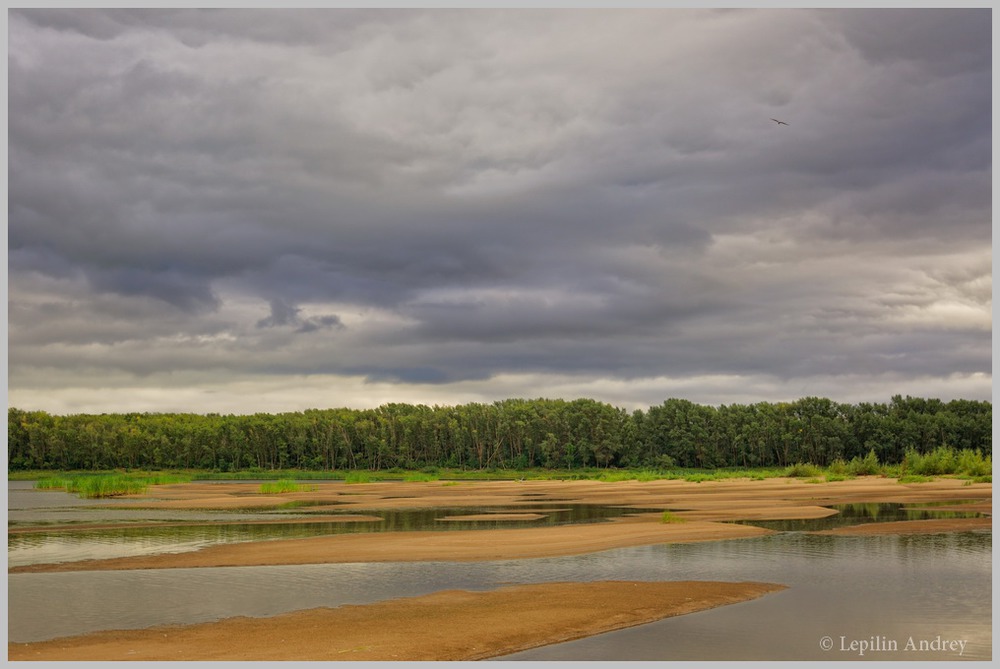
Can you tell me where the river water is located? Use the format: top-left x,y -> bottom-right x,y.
7,481 -> 992,661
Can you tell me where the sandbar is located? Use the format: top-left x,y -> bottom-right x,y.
8,476 -> 989,662
7,580 -> 786,661
10,476 -> 990,573
811,516 -> 992,536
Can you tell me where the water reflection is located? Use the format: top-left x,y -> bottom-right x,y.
10,478 -> 661,567
498,531 -> 992,661
8,531 -> 991,661
735,502 -> 986,533
8,482 -> 989,569
7,482 -> 991,660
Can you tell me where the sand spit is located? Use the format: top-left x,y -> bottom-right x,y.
7,580 -> 786,661
810,516 -> 992,536
9,516 -> 774,572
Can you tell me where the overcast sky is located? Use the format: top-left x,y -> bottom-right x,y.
6,7 -> 993,415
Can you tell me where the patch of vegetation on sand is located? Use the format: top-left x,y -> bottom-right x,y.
34,472 -> 192,498
660,511 -> 686,523
258,480 -> 317,494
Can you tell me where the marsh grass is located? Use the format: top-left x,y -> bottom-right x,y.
34,478 -> 72,490
258,480 -> 316,494
34,472 -> 191,498
345,471 -> 375,484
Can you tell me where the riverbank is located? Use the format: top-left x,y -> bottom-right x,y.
7,580 -> 786,661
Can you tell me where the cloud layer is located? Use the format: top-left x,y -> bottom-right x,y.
8,8 -> 992,413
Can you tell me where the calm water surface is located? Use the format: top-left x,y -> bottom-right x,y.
8,481 -> 660,567
7,481 -> 992,661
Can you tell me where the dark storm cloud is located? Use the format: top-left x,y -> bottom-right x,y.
257,298 -> 344,333
7,8 -> 991,412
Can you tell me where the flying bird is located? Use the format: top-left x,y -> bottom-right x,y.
771,118 -> 789,126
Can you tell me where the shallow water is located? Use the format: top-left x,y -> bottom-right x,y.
497,531 -> 992,661
734,501 -> 984,532
9,481 -> 662,566
6,481 -> 992,660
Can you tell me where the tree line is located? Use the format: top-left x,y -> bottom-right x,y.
6,395 -> 991,473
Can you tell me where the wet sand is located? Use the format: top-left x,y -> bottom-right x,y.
7,580 -> 786,661
811,516 -> 993,536
9,476 -> 989,661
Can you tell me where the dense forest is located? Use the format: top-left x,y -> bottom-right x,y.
7,396 -> 992,473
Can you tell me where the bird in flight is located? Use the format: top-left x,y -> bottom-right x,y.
771,118 -> 789,126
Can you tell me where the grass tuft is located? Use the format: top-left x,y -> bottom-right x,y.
259,479 -> 315,494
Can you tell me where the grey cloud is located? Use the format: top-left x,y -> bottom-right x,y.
7,8 -> 991,410
257,299 -> 301,328
257,298 -> 345,333
11,8 -> 400,48
88,266 -> 220,313
832,8 -> 991,75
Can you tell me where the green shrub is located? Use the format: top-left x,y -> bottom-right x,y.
785,463 -> 823,478
654,455 -> 676,469
847,449 -> 881,476
903,446 -> 991,477
955,449 -> 992,477
827,458 -> 849,476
